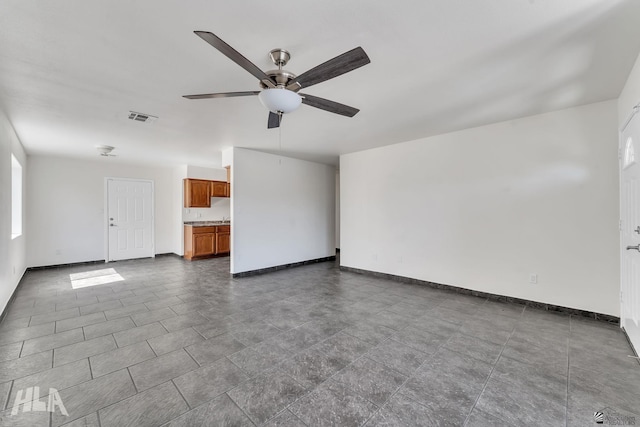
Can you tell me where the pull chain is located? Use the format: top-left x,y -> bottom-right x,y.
278,113 -> 282,164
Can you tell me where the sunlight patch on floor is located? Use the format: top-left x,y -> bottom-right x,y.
70,268 -> 124,289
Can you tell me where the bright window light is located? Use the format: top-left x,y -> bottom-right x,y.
70,268 -> 124,289
11,154 -> 22,239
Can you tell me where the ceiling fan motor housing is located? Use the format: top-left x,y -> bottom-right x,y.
262,70 -> 298,89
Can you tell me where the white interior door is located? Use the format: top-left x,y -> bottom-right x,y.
107,178 -> 154,261
620,108 -> 640,354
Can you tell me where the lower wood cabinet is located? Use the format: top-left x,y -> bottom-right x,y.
184,225 -> 230,260
215,226 -> 230,254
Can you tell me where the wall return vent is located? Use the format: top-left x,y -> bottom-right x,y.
128,111 -> 158,124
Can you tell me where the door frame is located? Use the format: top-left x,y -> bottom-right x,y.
619,102 -> 640,353
104,177 -> 155,262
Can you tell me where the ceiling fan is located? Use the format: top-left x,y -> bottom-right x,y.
183,31 -> 371,129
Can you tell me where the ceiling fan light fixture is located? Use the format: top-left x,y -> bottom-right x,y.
258,88 -> 301,114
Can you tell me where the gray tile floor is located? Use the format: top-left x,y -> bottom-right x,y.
0,256 -> 639,426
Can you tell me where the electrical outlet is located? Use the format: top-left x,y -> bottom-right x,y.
529,273 -> 538,284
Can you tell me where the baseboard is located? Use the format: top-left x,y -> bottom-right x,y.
233,256 -> 336,278
0,267 -> 27,325
340,265 -> 620,324
26,259 -> 106,271
156,253 -> 183,259
25,253 -> 184,271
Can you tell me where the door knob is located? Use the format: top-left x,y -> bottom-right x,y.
626,245 -> 640,251
635,226 -> 640,234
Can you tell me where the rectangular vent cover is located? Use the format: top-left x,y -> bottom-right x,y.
128,111 -> 158,124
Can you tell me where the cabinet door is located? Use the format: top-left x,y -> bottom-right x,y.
193,233 -> 215,256
211,181 -> 228,197
184,179 -> 211,207
216,232 -> 230,254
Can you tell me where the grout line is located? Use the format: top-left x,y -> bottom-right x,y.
126,367 -> 139,394
359,337 -> 442,426
226,391 -> 260,426
462,325 -> 517,426
170,378 -> 192,410
4,380 -> 14,411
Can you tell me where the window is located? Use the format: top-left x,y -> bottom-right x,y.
11,154 -> 22,239
624,136 -> 636,169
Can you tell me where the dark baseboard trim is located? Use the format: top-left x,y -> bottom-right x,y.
156,253 -> 183,259
26,253 -> 183,272
233,256 -> 336,278
0,269 -> 27,325
27,259 -> 106,271
340,265 -> 620,324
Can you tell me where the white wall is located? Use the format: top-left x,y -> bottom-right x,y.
341,100 -> 620,316
173,165 -> 188,256
182,165 -> 230,223
27,156 -> 177,267
619,51 -> 640,129
0,110 -> 27,314
230,148 -> 335,274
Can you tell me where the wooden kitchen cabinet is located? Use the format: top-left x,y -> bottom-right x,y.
211,180 -> 228,197
184,225 -> 231,260
184,179 -> 211,207
215,225 -> 230,254
193,232 -> 215,257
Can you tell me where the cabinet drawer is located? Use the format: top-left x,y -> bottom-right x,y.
216,225 -> 230,233
192,227 -> 217,234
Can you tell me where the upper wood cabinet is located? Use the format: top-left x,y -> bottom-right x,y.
184,179 -> 211,208
211,180 -> 228,198
184,178 -> 230,207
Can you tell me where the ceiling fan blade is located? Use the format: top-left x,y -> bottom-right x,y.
183,91 -> 260,100
300,93 -> 360,117
286,47 -> 370,90
194,31 -> 275,88
268,112 -> 282,129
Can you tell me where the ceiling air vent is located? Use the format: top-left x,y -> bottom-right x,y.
127,111 -> 158,124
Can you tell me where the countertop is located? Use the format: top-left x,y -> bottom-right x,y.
184,221 -> 231,227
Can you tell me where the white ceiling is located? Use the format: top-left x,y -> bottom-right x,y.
1,1 -> 639,167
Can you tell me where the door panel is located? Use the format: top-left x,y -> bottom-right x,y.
621,111 -> 640,353
107,179 -> 154,261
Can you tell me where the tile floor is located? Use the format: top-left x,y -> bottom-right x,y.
0,256 -> 638,426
